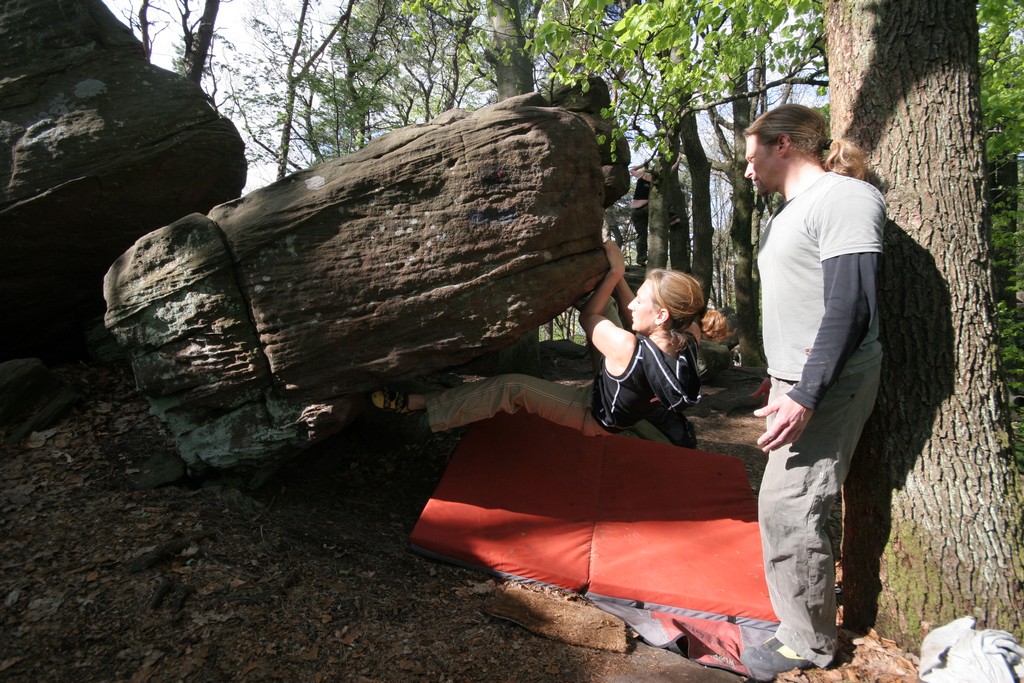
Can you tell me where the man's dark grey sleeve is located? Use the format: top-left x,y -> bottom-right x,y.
786,252 -> 879,410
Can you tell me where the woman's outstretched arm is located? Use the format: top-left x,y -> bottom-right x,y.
612,276 -> 635,330
580,241 -> 636,373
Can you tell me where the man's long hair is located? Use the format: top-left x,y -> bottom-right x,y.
746,103 -> 871,181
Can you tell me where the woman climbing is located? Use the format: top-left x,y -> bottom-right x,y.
371,240 -> 729,448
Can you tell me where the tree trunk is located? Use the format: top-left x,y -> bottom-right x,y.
668,176 -> 690,273
485,0 -> 535,99
274,1 -> 351,180
661,126 -> 689,273
680,110 -> 713,293
138,0 -> 153,61
727,77 -> 764,366
646,162 -> 671,270
184,0 -> 220,86
828,0 -> 1024,645
990,154 -> 1021,308
276,0 -> 311,181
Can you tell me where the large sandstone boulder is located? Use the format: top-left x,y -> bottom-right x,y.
0,0 -> 247,362
105,94 -> 610,484
543,76 -> 630,207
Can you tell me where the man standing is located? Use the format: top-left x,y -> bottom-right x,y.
628,163 -> 652,266
740,104 -> 886,681
629,159 -> 682,268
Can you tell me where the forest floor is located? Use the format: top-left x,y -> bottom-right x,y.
1,343 -> 922,682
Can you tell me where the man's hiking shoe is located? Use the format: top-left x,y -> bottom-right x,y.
740,636 -> 815,681
371,390 -> 413,414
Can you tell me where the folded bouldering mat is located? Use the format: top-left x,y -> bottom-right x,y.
410,411 -> 779,675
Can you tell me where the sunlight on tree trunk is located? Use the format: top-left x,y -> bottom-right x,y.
829,0 -> 1024,645
666,144 -> 691,274
485,0 -> 536,99
681,110 -> 713,293
646,179 -> 669,270
725,75 -> 764,366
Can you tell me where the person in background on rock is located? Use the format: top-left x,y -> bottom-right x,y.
629,158 -> 682,267
628,164 -> 653,266
739,103 -> 886,681
371,240 -> 730,449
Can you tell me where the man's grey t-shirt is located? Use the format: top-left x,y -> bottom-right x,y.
758,172 -> 886,381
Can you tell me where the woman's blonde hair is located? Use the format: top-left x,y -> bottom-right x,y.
646,269 -> 732,343
745,103 -> 870,181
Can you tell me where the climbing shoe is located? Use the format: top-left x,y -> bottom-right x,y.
370,390 -> 413,414
740,636 -> 815,681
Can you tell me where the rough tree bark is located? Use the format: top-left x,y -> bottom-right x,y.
990,156 -> 1021,308
484,0 -> 536,100
666,148 -> 691,275
726,76 -> 764,366
680,110 -> 713,292
644,156 -> 677,271
828,0 -> 1024,644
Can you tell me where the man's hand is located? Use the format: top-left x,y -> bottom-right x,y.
754,391 -> 813,453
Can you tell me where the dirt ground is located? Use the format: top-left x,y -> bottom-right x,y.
0,345 -> 920,682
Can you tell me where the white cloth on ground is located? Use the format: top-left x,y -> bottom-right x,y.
919,616 -> 1024,683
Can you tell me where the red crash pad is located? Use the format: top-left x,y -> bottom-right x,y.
410,411 -> 779,674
